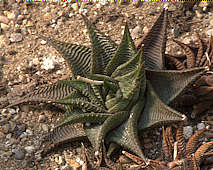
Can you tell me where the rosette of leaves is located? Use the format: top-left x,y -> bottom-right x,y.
166,34 -> 213,118
3,8 -> 207,167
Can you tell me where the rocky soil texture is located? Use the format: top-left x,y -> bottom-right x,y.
0,1 -> 213,169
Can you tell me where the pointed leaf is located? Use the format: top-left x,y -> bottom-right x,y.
114,47 -> 146,100
6,81 -> 75,109
138,81 -> 184,130
95,111 -> 130,150
107,97 -> 146,161
82,15 -> 117,74
55,112 -> 111,128
146,67 -> 206,104
39,35 -> 91,77
137,8 -> 168,69
105,24 -> 136,75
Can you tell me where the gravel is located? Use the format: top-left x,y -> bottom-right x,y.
0,1 -> 212,169
13,149 -> 25,160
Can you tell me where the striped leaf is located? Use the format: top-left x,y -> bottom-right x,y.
39,35 -> 91,77
82,15 -> 117,74
105,24 -> 137,76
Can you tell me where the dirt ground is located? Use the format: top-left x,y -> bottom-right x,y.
0,1 -> 213,169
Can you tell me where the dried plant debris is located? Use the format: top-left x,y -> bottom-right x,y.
123,122 -> 213,170
1,6 -> 210,169
166,34 -> 213,118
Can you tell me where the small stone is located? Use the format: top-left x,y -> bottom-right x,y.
7,12 -> 16,20
14,114 -> 20,120
143,26 -> 149,34
131,25 -> 141,39
40,39 -> 47,45
197,123 -> 205,130
183,37 -> 191,44
41,56 -> 55,70
24,146 -> 35,154
0,15 -> 10,24
26,129 -> 33,135
22,19 -> 27,25
195,10 -> 203,19
8,108 -> 16,114
38,114 -> 46,123
14,149 -> 25,160
9,33 -> 23,42
41,123 -> 49,132
82,29 -> 87,35
1,23 -> 10,31
71,3 -> 79,11
206,28 -> 213,37
183,126 -> 193,139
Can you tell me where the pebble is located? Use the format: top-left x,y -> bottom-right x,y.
197,123 -> 205,130
7,12 -> 17,20
9,33 -> 23,42
206,28 -> 213,36
8,108 -> 16,114
40,39 -> 47,45
26,129 -> 33,136
0,15 -> 10,24
131,25 -> 141,39
143,26 -> 149,34
71,3 -> 79,11
24,146 -> 35,154
1,23 -> 10,31
38,114 -> 46,123
183,37 -> 191,44
13,114 -> 20,121
41,123 -> 49,132
183,126 -> 193,139
41,56 -> 56,70
195,10 -> 203,19
14,149 -> 25,160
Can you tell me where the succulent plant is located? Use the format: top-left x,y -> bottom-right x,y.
2,7 -> 208,168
